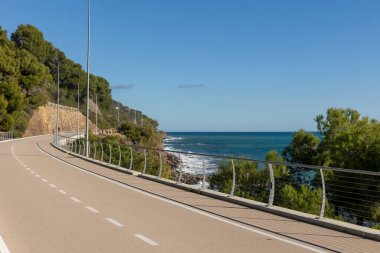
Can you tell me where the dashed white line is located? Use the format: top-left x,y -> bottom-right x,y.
49,184 -> 56,188
135,234 -> 159,246
106,218 -> 124,227
35,174 -> 41,178
30,171 -> 35,174
0,235 -> 11,253
85,206 -> 99,213
37,141 -> 327,253
58,190 -> 67,195
26,168 -> 30,171
41,178 -> 47,182
70,197 -> 81,203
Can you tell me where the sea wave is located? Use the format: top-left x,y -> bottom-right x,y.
167,151 -> 219,175
164,136 -> 183,142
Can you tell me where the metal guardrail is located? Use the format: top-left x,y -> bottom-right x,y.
53,133 -> 380,230
0,132 -> 13,141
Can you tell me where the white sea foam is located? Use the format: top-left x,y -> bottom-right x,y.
164,136 -> 183,142
167,151 -> 219,175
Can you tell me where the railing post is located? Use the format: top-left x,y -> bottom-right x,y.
158,151 -> 162,178
108,144 -> 112,164
82,140 -> 85,156
201,158 -> 206,190
268,163 -> 275,207
88,141 -> 91,158
319,168 -> 326,220
118,145 -> 121,167
78,140 -> 82,155
93,142 -> 96,160
177,154 -> 183,184
143,149 -> 147,174
101,143 -> 104,162
129,147 -> 133,171
230,159 -> 236,197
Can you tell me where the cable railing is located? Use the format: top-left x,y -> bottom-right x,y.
53,133 -> 380,230
0,132 -> 13,141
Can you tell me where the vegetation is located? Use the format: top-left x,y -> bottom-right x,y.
210,108 -> 380,228
0,24 -> 157,136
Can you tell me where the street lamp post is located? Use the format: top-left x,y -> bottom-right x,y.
85,0 -> 91,157
115,106 -> 120,128
77,82 -> 80,138
95,92 -> 98,135
56,61 -> 60,144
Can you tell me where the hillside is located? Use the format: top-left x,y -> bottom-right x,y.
0,24 -> 159,142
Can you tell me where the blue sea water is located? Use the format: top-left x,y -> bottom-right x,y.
164,132 -> 295,161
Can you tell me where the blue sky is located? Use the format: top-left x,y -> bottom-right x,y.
1,0 -> 380,131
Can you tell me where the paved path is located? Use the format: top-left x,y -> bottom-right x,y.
0,135 -> 379,252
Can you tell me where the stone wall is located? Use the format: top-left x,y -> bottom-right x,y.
23,103 -> 95,137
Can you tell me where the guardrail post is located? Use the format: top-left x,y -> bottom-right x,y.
230,159 -> 236,197
118,145 -> 121,167
319,168 -> 326,220
129,147 -> 133,171
108,144 -> 112,164
82,140 -> 85,156
93,142 -> 96,160
268,163 -> 275,207
88,141 -> 91,158
177,154 -> 183,184
201,158 -> 206,190
101,143 -> 104,162
143,149 -> 147,174
158,151 -> 163,178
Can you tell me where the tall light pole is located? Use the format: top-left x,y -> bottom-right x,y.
116,106 -> 120,128
85,0 -> 91,157
95,92 -> 98,135
56,61 -> 60,144
77,82 -> 80,137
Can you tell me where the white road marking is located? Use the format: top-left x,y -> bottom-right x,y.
71,197 -> 81,203
135,234 -> 159,246
85,206 -> 99,213
0,235 -> 11,253
37,142 -> 327,253
106,218 -> 124,227
41,178 -> 48,182
30,171 -> 35,174
35,174 -> 41,178
26,168 -> 30,171
49,184 -> 56,188
59,190 -> 67,195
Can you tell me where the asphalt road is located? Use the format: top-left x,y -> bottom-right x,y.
0,135 -> 379,252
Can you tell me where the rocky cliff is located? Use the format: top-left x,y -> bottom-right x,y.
23,103 -> 95,137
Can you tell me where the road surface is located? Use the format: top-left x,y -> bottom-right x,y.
0,135 -> 379,252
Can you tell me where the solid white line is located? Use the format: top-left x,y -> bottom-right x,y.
37,142 -> 326,253
70,197 -> 81,203
135,234 -> 158,246
58,190 -> 67,195
0,235 -> 11,253
41,178 -> 47,182
49,184 -> 56,188
106,218 -> 123,227
85,206 -> 99,213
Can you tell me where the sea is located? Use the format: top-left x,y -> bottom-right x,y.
164,132 -> 296,174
